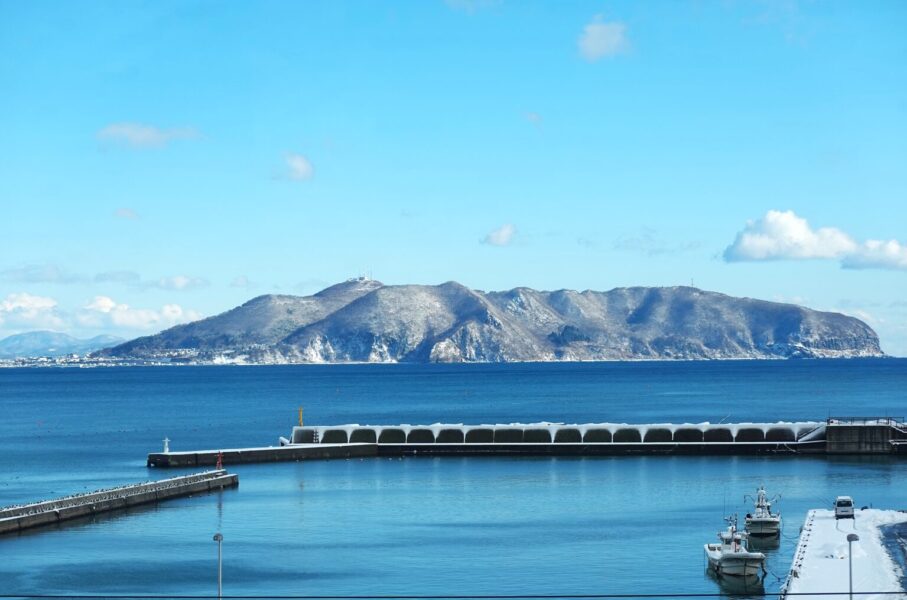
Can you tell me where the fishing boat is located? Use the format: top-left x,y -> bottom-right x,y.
744,485 -> 781,537
704,515 -> 766,577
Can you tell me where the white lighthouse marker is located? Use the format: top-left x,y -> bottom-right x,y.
163,437 -> 170,453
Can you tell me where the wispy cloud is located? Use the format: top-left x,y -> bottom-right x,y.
1,265 -> 210,289
148,275 -> 209,291
1,264 -> 85,285
614,229 -> 701,256
740,0 -> 811,45
445,0 -> 500,13
285,153 -> 314,181
525,112 -> 542,126
94,271 -> 142,285
482,224 -> 517,247
578,15 -> 629,62
230,275 -> 254,289
98,123 -> 199,149
114,207 -> 140,220
724,210 -> 907,270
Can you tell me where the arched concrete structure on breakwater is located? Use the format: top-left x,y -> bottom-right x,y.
287,421 -> 829,456
148,418 -> 907,466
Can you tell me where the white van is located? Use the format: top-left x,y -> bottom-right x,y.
835,496 -> 855,519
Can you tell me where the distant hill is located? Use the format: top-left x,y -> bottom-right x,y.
100,278 -> 884,363
0,331 -> 125,359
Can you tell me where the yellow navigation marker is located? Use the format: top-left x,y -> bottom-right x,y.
299,407 -> 304,427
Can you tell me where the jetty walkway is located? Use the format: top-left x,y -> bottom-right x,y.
0,469 -> 237,534
147,416 -> 907,467
781,508 -> 907,600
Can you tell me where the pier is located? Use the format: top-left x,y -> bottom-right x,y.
147,442 -> 377,467
780,508 -> 907,600
0,470 -> 238,535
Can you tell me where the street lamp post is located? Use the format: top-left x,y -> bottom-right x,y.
213,533 -> 224,600
847,533 -> 859,600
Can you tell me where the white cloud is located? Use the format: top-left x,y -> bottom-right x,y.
724,210 -> 856,261
79,296 -> 201,331
482,223 -> 517,247
525,112 -> 542,125
286,153 -> 314,180
578,15 -> 629,62
98,123 -> 198,149
843,239 -> 907,271
0,293 -> 203,338
0,293 -> 65,329
725,210 -> 907,271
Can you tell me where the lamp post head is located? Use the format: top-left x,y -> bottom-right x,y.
847,533 -> 859,543
213,533 -> 223,542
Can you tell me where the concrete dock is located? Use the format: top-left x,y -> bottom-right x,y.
781,508 -> 907,600
0,470 -> 238,535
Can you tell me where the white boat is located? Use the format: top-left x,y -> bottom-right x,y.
704,515 -> 766,577
744,485 -> 782,537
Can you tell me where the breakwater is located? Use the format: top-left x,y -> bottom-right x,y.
146,417 -> 907,467
147,442 -> 377,467
0,470 -> 237,534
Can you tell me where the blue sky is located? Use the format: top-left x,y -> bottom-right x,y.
1,0 -> 906,353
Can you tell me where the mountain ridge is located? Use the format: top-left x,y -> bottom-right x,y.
0,331 -> 125,359
100,278 -> 884,363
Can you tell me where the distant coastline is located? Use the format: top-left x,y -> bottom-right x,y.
1,278 -> 886,365
0,354 -> 896,369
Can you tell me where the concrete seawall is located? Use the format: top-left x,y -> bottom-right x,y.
0,470 -> 237,535
373,441 -> 826,456
825,418 -> 907,454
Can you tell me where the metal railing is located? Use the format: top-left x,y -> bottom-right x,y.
0,470 -> 228,518
827,416 -> 905,426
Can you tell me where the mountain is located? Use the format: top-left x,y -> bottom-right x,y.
108,278 -> 382,357
0,331 -> 125,359
100,278 -> 883,363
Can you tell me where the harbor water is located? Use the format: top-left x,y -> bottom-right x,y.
1,359 -> 905,597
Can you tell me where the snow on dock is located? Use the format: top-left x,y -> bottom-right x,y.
782,509 -> 907,600
293,420 -> 826,445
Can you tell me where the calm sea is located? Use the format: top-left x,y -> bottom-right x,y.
1,359 -> 905,598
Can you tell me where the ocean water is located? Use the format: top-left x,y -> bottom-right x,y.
1,359 -> 906,598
